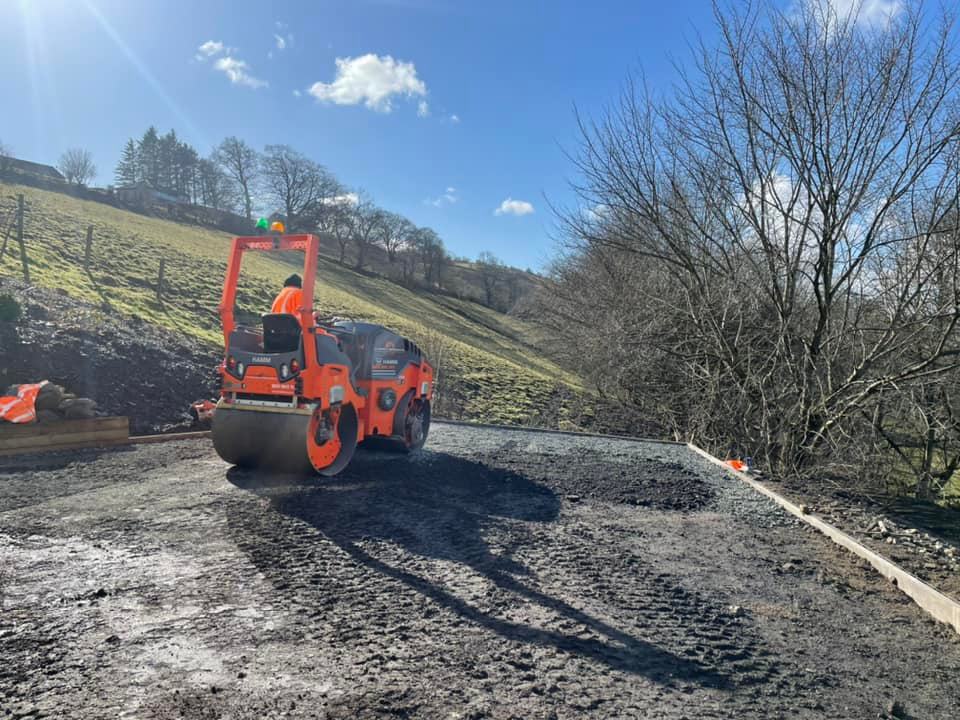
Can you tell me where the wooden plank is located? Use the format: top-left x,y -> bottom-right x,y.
0,438 -> 130,457
0,428 -> 130,451
687,442 -> 960,635
129,431 -> 211,444
0,427 -> 210,457
0,417 -> 128,438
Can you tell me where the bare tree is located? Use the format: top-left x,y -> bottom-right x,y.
505,270 -> 526,308
324,201 -> 356,264
350,196 -> 385,271
871,377 -> 960,500
376,211 -> 414,263
413,227 -> 448,287
398,246 -> 419,286
57,148 -> 97,186
261,145 -> 337,231
197,158 -> 232,211
545,0 -> 960,486
213,137 -> 260,221
476,251 -> 504,308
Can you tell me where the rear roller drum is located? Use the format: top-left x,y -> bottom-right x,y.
393,391 -> 430,452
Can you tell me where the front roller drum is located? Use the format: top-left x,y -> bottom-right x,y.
212,403 -> 358,475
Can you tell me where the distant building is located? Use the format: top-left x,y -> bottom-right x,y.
0,156 -> 64,181
116,181 -> 184,206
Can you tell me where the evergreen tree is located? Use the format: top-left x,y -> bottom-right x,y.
138,126 -> 161,188
175,141 -> 199,200
114,139 -> 139,186
158,130 -> 179,194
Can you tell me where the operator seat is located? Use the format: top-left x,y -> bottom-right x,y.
262,313 -> 302,353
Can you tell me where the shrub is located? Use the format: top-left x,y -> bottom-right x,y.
0,294 -> 21,323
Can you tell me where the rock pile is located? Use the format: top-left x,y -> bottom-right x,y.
2,382 -> 98,424
806,496 -> 960,597
864,516 -> 960,571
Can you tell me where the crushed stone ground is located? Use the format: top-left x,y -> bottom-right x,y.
1,423 -> 959,719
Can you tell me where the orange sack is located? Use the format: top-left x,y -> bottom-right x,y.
0,382 -> 45,424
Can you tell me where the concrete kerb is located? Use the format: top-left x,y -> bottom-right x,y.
687,442 -> 960,636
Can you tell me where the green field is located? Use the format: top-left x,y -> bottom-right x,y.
0,182 -> 580,424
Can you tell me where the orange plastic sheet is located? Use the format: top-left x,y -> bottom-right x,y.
0,382 -> 45,424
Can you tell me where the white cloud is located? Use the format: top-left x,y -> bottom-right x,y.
197,40 -> 226,58
196,41 -> 265,89
293,89 -> 302,98
449,114 -> 460,123
308,54 -> 427,112
427,187 -> 457,207
809,0 -> 902,27
585,204 -> 609,221
494,198 -> 534,216
274,34 -> 287,50
214,56 -> 268,89
418,100 -> 430,117
322,193 -> 360,207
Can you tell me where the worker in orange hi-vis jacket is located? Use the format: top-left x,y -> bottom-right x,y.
0,383 -> 44,424
271,274 -> 303,315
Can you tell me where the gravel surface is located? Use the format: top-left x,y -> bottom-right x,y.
2,423 -> 959,719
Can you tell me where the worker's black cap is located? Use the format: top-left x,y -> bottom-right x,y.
284,274 -> 302,288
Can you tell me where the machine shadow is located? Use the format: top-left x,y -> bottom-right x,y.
226,451 -> 739,689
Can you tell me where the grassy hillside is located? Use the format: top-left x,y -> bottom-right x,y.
0,182 -> 578,424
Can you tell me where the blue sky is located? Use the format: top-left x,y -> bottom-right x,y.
0,0 -> 724,270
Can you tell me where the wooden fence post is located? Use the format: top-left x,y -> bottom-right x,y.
84,226 -> 93,270
156,258 -> 166,301
16,194 -> 29,284
0,207 -> 12,260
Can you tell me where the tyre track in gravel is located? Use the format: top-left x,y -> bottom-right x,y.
1,424 -> 960,719
222,457 -> 771,709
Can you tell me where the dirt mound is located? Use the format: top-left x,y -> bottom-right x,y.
0,279 -> 217,433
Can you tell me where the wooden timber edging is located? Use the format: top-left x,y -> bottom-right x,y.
687,442 -> 960,636
128,430 -> 211,444
0,419 -> 212,457
0,416 -> 130,456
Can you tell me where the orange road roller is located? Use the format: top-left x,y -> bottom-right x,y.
211,232 -> 434,475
